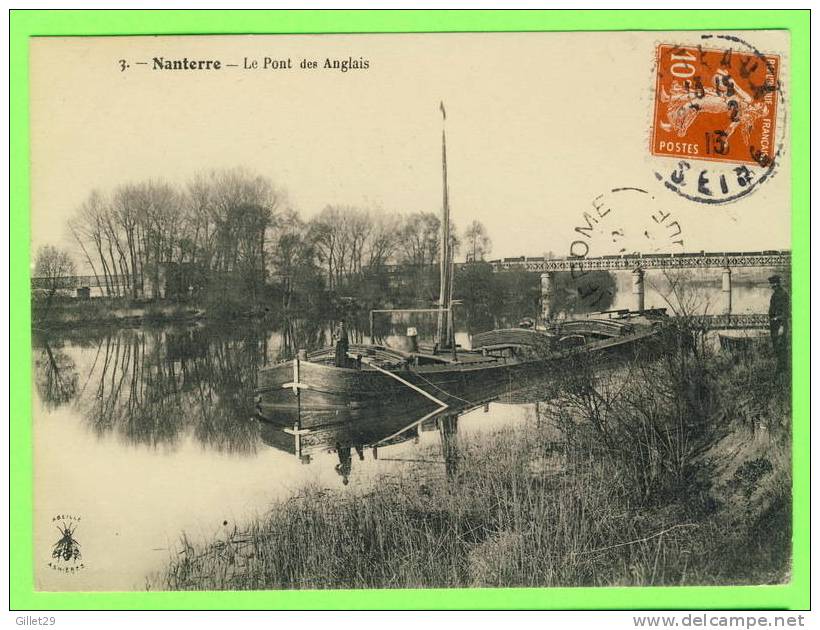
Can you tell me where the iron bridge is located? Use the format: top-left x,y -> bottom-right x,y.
484,250 -> 790,273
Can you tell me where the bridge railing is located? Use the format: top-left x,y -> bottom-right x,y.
481,251 -> 790,272
31,274 -> 130,290
688,313 -> 771,330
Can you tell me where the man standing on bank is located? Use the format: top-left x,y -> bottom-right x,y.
334,319 -> 349,368
768,275 -> 790,373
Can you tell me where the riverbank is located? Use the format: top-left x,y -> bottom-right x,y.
149,347 -> 791,590
31,298 -> 276,331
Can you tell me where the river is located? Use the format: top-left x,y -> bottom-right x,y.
32,279 -> 774,590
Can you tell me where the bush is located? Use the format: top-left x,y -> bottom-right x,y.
149,339 -> 791,591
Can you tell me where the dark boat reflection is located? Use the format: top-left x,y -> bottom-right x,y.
257,387 -> 485,485
260,394 -> 459,453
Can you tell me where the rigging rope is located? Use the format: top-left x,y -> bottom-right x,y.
359,357 -> 449,409
408,369 -> 481,407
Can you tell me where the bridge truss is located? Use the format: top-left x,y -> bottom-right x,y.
485,251 -> 790,273
690,313 -> 772,330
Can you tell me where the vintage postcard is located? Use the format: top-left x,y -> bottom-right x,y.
28,29 -> 794,596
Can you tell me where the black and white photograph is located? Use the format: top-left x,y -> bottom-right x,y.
29,30 -> 792,592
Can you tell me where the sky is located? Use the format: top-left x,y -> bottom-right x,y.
29,31 -> 791,264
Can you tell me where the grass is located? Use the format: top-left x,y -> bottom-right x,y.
150,345 -> 791,590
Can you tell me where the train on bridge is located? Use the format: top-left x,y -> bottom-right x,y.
488,249 -> 790,265
480,249 -> 791,273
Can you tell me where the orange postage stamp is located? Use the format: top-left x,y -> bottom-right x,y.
651,43 -> 779,166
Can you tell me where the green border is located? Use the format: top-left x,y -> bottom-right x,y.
10,9 -> 810,610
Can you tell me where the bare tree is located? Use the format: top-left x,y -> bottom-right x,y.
346,208 -> 371,276
399,212 -> 440,268
463,220 -> 492,262
648,269 -> 714,319
270,209 -> 321,308
34,245 -> 76,318
647,269 -> 714,360
364,210 -> 402,270
309,206 -> 342,290
72,190 -> 115,295
68,169 -> 280,303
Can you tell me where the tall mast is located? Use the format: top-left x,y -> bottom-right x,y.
437,101 -> 450,348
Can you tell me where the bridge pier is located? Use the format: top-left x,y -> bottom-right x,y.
632,268 -> 645,312
540,272 -> 555,322
722,266 -> 732,315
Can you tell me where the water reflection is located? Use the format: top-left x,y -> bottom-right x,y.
260,402 -> 468,485
34,326 -> 269,453
34,342 -> 79,409
439,413 -> 460,480
32,318 -> 514,461
31,276 -> 783,590
32,274 -> 772,459
257,363 -> 525,486
277,318 -> 330,361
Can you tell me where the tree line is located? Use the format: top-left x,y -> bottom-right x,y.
39,168 -> 493,309
64,169 -> 275,303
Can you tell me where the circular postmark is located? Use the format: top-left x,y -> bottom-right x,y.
555,187 -> 687,313
568,187 -> 686,259
650,34 -> 787,204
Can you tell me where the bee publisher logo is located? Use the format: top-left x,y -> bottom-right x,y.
48,514 -> 85,573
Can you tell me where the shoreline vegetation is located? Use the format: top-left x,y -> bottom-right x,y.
31,264 -> 615,333
31,167 -> 791,590
31,296 -> 275,331
32,299 -> 207,331
148,338 -> 791,590
32,168 -> 501,327
34,167 -> 784,332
